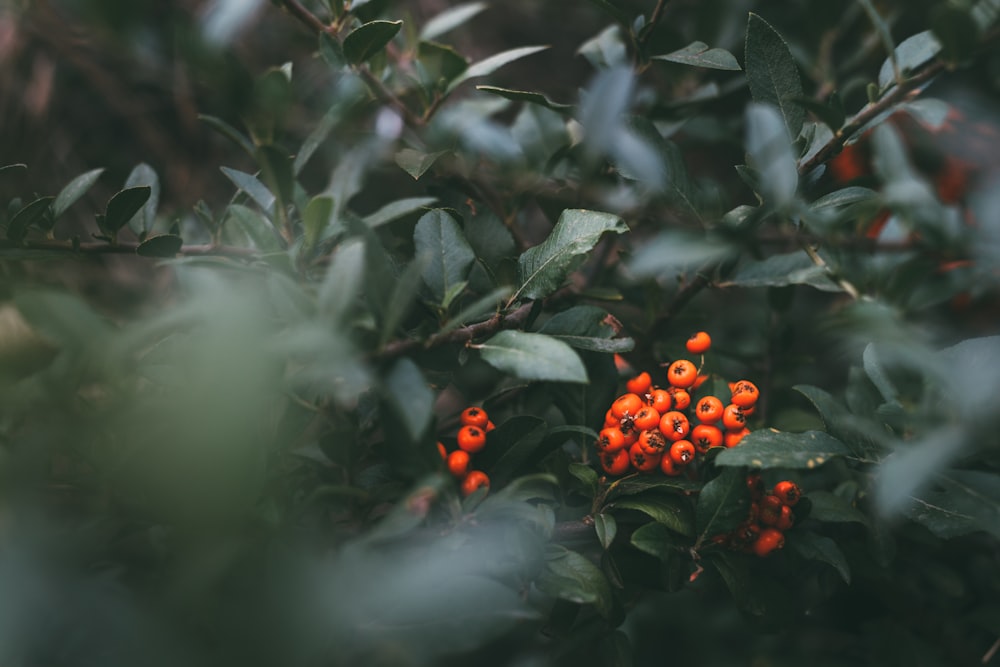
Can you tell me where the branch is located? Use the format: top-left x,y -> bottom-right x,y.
276,0 -> 334,35
0,238 -> 259,258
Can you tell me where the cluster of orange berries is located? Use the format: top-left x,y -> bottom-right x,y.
713,475 -> 802,557
438,406 -> 496,496
597,332 -> 760,478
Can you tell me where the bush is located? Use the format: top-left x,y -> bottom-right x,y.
2,0 -> 1000,665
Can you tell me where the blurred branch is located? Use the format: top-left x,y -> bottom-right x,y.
0,239 -> 258,258
276,0 -> 335,35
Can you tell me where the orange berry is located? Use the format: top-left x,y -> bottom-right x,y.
460,406 -> 489,428
626,371 -> 652,395
437,441 -> 448,459
667,359 -> 698,388
694,395 -> 724,423
597,427 -> 627,453
638,428 -> 668,456
773,481 -> 802,506
731,381 -> 759,408
658,410 -> 691,441
660,453 -> 683,476
632,405 -> 661,431
629,441 -> 662,472
611,393 -> 643,419
457,425 -> 487,453
752,528 -> 785,557
692,373 -> 710,389
669,439 -> 696,465
600,448 -> 631,475
447,450 -> 471,477
461,470 -> 490,497
486,419 -> 497,431
686,331 -> 712,355
722,404 -> 747,431
691,424 -> 723,453
646,388 -> 673,413
604,409 -> 619,428
667,387 -> 691,410
776,505 -> 795,531
724,427 -> 750,448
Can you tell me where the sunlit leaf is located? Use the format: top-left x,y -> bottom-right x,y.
52,168 -> 104,219
343,20 -> 403,65
477,330 -> 587,383
714,429 -> 853,469
653,41 -> 741,70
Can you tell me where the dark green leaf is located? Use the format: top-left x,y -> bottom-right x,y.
220,167 -> 275,212
136,234 -> 183,258
515,209 -> 627,302
448,45 -> 549,92
319,237 -> 365,320
627,231 -> 734,279
629,521 -> 685,560
379,258 -> 425,346
417,41 -> 469,88
413,209 -> 475,305
904,470 -> 1000,540
0,163 -> 27,181
227,203 -> 284,253
793,385 -> 887,459
714,429 -> 852,469
581,0 -> 631,26
464,210 -> 515,270
720,251 -> 842,292
52,168 -> 104,219
255,145 -> 295,207
124,163 -> 159,235
477,330 -> 588,383
745,13 -> 804,138
384,357 -> 434,441
547,336 -> 634,353
104,186 -> 151,233
318,33 -> 346,68
303,195 -> 334,248
295,106 -> 339,175
710,552 -> 797,627
595,513 -> 617,549
438,286 -> 512,335
695,467 -> 751,539
476,85 -> 572,111
810,186 -> 879,211
613,492 -> 693,536
197,114 -> 255,156
605,475 -> 702,501
875,426 -> 966,518
343,20 -> 403,65
395,148 -> 448,180
787,94 -> 846,131
536,545 -> 614,618
877,31 -> 942,89
807,490 -> 869,525
745,102 -> 798,206
7,197 -> 53,242
787,531 -> 851,583
578,25 -> 628,69
420,2 -> 486,40
653,41 -> 741,70
363,196 -> 436,229
568,462 -> 599,496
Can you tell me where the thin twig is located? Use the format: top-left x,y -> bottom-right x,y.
377,301 -> 535,359
277,0 -> 334,35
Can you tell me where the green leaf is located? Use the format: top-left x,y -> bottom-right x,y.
413,209 -> 475,306
627,231 -> 734,279
581,0 -> 631,26
255,145 -> 295,207
807,491 -> 869,525
420,2 -> 486,40
515,209 -> 627,302
343,20 -> 403,65
136,234 -> 183,258
104,186 -> 151,234
904,470 -> 1000,540
448,45 -> 549,92
476,85 -> 572,111
745,13 -> 804,138
318,33 -> 346,68
363,196 -> 437,229
714,429 -> 852,469
629,521 -> 685,560
877,30 -> 942,90
477,330 -> 588,384
536,545 -> 614,618
793,385 -> 887,459
613,493 -> 694,536
438,286 -> 512,335
810,186 -> 879,211
227,203 -> 284,253
220,167 -> 275,212
605,475 -> 702,501
787,94 -> 846,132
379,258 -> 425,347
695,467 -> 751,539
124,163 -> 160,235
417,41 -> 469,88
384,357 -> 434,441
568,462 -> 599,497
577,25 -> 628,69
52,168 -> 104,219
295,106 -> 339,175
862,343 -> 900,405
787,532 -> 851,583
745,102 -> 798,207
653,41 -> 741,70
197,114 -> 255,156
875,426 -> 966,518
0,163 -> 27,181
6,197 -> 53,242
319,237 -> 366,321
395,148 -> 448,180
720,251 -> 842,292
303,195 -> 334,248
594,513 -> 617,550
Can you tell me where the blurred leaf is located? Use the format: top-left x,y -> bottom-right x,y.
448,45 -> 549,92
413,209 -> 475,306
630,521 -> 685,559
319,237 -> 365,321
363,196 -> 436,229
613,493 -> 693,536
477,330 -> 588,383
417,41 -> 469,88
715,429 -> 852,469
787,532 -> 851,583
379,258 -> 425,346
303,195 -> 334,248
568,462 -> 599,496
579,66 -> 634,159
653,41 -> 741,70
721,251 -> 841,292
810,186 -> 879,211
807,490 -> 869,525
227,204 -> 284,253
582,0 -> 630,26
787,94 -> 845,132
420,2 -> 486,40
745,102 -> 798,207
862,343 -> 900,406
0,163 -> 27,181
395,148 -> 448,180
255,145 -> 295,207
578,25 -> 628,69
221,167 -> 276,213
877,31 -> 941,89
695,467 -> 751,539
935,336 -> 1000,422
197,114 -> 255,156
343,20 -> 403,65
6,197 -> 53,242
973,0 -> 1000,30
14,288 -> 110,348
295,107 -> 338,175
124,163 -> 159,235
104,186 -> 151,234
710,552 -> 796,627
904,470 -> 1000,539
627,231 -> 733,279
384,357 -> 434,441
745,13 -> 804,138
537,545 -> 614,618
794,385 -> 887,459
52,168 -> 104,219
512,104 -> 572,166
477,85 -> 572,111
605,476 -> 702,500
515,209 -> 627,302
136,234 -> 183,258
465,210 -> 515,270
595,513 -> 617,549
875,426 -> 966,518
